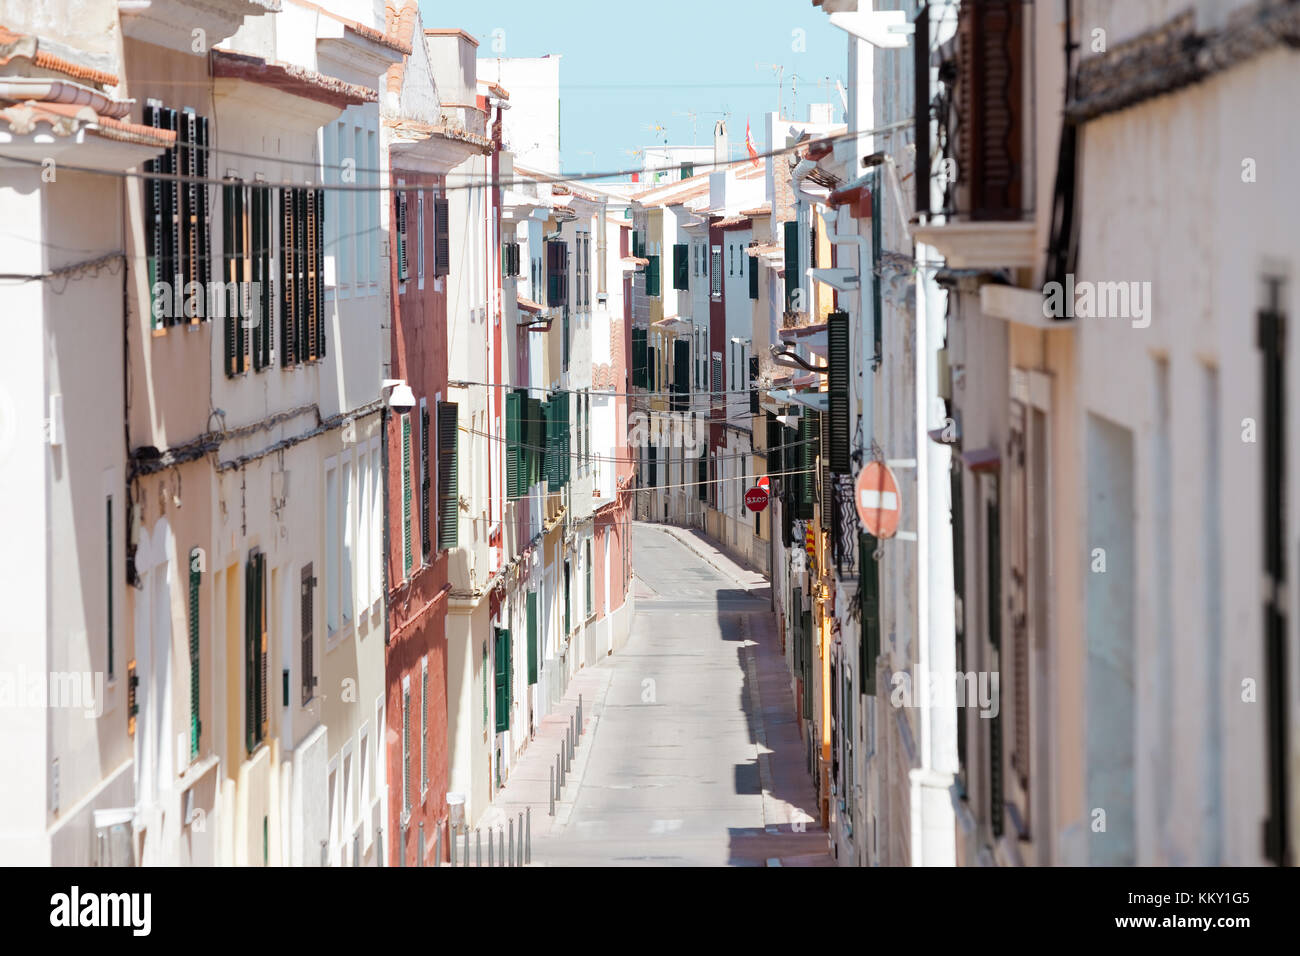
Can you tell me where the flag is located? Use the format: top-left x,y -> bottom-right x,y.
746,119 -> 760,167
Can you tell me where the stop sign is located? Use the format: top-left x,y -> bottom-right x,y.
744,485 -> 769,512
855,461 -> 901,538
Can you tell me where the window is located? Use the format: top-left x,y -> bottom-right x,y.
710,246 -> 722,297
417,191 -> 425,281
401,414 -> 413,577
106,497 -> 114,681
401,676 -> 411,815
673,243 -> 688,291
645,253 -> 660,297
279,187 -> 326,365
546,240 -> 569,307
142,105 -> 211,330
188,546 -> 201,759
437,401 -> 460,550
301,562 -> 316,704
342,459 -> 354,626
326,462 -> 339,633
729,244 -> 734,276
245,551 -> 267,753
503,240 -> 521,277
420,657 -> 429,797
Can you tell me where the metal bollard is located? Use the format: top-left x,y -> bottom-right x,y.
476,829 -> 482,868
526,807 -> 532,865
558,752 -> 564,790
375,827 -> 384,868
498,827 -> 505,867
436,823 -> 443,868
565,728 -> 572,772
488,828 -> 494,867
578,694 -> 583,735
549,766 -> 555,816
450,824 -> 456,866
463,826 -> 469,867
517,813 -> 524,866
569,714 -> 576,758
418,822 -> 425,867
508,818 -> 514,867
321,839 -> 328,868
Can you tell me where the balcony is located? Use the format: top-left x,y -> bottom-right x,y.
912,0 -> 1036,269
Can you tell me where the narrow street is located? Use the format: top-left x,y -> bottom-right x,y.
529,523 -> 830,866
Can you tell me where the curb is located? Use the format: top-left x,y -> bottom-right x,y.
648,522 -> 769,593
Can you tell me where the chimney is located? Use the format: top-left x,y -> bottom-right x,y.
713,119 -> 728,169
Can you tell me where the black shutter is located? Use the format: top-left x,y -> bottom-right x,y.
749,356 -> 760,415
797,410 -> 819,519
437,401 -> 459,550
859,533 -> 879,694
301,563 -> 314,704
434,196 -> 450,276
279,188 -> 296,366
673,243 -> 688,290
632,328 -> 648,389
314,189 -> 325,359
987,490 -> 1004,838
827,310 -> 851,473
749,251 -> 759,299
673,340 -> 689,411
914,3 -> 931,218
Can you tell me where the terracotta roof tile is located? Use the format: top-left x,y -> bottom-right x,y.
0,99 -> 174,148
0,25 -> 119,87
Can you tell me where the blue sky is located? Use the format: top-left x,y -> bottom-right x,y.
424,0 -> 846,178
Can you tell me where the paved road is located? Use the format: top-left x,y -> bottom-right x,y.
532,523 -> 829,866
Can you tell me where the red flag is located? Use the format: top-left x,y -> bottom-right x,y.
745,119 -> 759,167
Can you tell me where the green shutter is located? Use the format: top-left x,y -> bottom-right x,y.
494,627 -> 511,733
797,410 -> 818,519
527,396 -> 544,486
631,328 -> 648,389
527,592 -> 538,685
827,310 -> 851,473
749,250 -> 759,299
559,393 -> 571,486
401,415 -> 412,574
437,401 -> 459,550
505,390 -> 522,498
859,532 -> 879,695
647,255 -> 660,297
784,220 -> 799,311
189,548 -> 201,759
673,243 -> 688,290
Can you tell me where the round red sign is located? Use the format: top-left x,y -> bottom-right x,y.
855,461 -> 901,538
744,486 -> 770,512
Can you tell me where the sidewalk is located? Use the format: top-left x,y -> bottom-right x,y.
653,522 -> 770,594
476,661 -> 615,844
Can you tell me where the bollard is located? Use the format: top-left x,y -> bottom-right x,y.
569,714 -> 576,758
436,823 -> 443,868
376,827 -> 384,868
517,813 -> 524,866
565,728 -> 572,772
508,818 -> 514,867
476,828 -> 482,868
498,827 -> 505,867
449,823 -> 456,866
321,839 -> 328,868
549,765 -> 555,816
463,826 -> 469,867
526,807 -> 532,865
488,828 -> 494,867
558,752 -> 565,790
578,694 -> 583,735
418,822 -> 425,867
400,824 -> 408,867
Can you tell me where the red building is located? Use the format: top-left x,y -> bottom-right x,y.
382,1 -> 487,865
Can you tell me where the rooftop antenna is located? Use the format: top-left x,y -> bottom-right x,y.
754,62 -> 784,118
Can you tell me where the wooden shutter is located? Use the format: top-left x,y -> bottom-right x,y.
673,340 -> 689,411
257,552 -> 268,743
188,548 -> 201,759
827,310 -> 851,473
314,189 -> 325,359
710,247 -> 722,296
749,356 -> 760,415
437,401 -> 459,550
222,182 -> 237,375
279,188 -> 297,366
859,533 -> 879,694
494,628 -> 510,732
798,410 -> 819,519
433,196 -> 449,276
631,328 -> 648,389
526,592 -> 538,685
401,415 -> 412,575
959,0 -> 1023,220
987,488 -> 1005,837
301,563 -> 314,705
505,390 -> 521,498
673,243 -> 688,290
421,404 -> 432,559
558,392 -> 571,486
783,221 -> 799,311
914,3 -> 931,218
528,397 -> 543,486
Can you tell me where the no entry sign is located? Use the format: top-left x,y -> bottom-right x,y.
855,461 -> 901,538
745,485 -> 770,512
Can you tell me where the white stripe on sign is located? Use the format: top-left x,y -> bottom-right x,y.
859,489 -> 898,511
